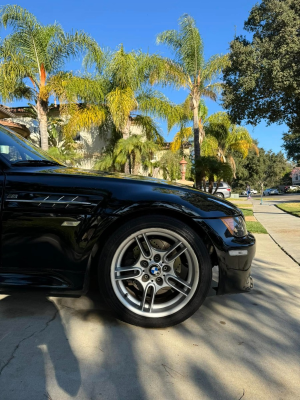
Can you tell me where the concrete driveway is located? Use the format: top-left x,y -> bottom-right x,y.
0,234 -> 299,400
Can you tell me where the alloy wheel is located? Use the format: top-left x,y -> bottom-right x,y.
110,228 -> 200,318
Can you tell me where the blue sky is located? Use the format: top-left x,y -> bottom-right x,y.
4,0 -> 286,154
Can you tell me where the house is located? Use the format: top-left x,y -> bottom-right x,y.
291,167 -> 300,185
0,105 -> 31,138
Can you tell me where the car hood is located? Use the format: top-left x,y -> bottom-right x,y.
15,165 -> 241,218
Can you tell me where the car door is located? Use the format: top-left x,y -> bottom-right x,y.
0,169 -> 104,291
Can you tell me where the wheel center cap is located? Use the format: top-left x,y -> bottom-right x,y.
150,265 -> 161,276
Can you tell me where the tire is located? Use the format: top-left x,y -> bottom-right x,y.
215,192 -> 224,198
98,215 -> 212,328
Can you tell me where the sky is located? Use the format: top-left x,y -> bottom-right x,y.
3,0 -> 287,154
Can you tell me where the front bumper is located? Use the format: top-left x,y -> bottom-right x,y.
194,218 -> 256,295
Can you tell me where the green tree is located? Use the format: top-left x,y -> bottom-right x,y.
155,14 -> 228,187
0,5 -> 99,150
159,150 -> 192,181
233,147 -> 288,196
223,0 -> 300,132
282,130 -> 300,164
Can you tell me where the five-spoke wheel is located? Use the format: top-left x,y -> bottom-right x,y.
99,215 -> 212,328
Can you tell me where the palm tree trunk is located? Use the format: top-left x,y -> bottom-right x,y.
122,118 -> 131,139
125,155 -> 131,174
193,98 -> 201,188
37,98 -> 49,150
123,117 -> 131,173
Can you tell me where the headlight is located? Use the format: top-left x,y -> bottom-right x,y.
221,216 -> 247,237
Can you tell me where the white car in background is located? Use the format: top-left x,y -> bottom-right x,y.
263,188 -> 279,196
241,189 -> 258,195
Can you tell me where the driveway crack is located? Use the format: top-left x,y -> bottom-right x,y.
0,308 -> 59,376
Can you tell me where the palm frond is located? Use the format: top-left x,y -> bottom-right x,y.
107,45 -> 138,90
0,4 -> 39,31
178,14 -> 204,78
63,104 -> 107,140
107,86 -> 137,130
156,14 -> 204,79
133,115 -> 164,144
201,135 -> 219,157
201,88 -> 217,101
170,127 -> 193,152
137,89 -> 178,130
144,53 -> 187,88
202,54 -> 229,83
156,29 -> 182,53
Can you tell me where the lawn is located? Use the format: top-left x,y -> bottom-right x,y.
238,207 -> 268,234
240,208 -> 253,216
228,199 -> 267,233
246,221 -> 268,234
276,202 -> 300,217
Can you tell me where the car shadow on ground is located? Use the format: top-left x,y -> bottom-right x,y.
0,293 -> 81,398
0,256 -> 299,399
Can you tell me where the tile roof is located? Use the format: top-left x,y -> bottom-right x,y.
0,120 -> 31,138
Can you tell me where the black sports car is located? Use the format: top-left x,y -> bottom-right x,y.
0,125 -> 255,327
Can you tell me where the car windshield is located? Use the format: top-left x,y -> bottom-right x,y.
0,125 -> 61,166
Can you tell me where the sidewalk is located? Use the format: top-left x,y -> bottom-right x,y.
252,200 -> 300,264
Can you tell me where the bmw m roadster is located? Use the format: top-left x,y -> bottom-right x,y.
0,125 -> 255,327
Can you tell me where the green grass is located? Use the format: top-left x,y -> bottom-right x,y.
229,198 -> 267,233
240,208 -> 253,216
246,221 -> 268,234
276,202 -> 300,217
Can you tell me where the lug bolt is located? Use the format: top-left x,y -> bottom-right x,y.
143,274 -> 149,281
154,254 -> 161,262
162,265 -> 169,272
156,277 -> 162,284
141,260 -> 148,268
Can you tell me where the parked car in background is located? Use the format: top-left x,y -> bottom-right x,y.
205,182 -> 231,199
241,189 -> 257,196
0,125 -> 255,328
284,185 -> 299,193
263,188 -> 279,196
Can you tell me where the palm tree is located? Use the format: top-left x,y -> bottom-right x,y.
0,5 -> 100,150
61,45 -> 177,146
116,135 -> 159,174
155,14 -> 228,187
170,101 -> 208,152
96,134 -> 159,175
203,112 -> 259,177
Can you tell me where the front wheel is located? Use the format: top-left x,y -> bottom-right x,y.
215,192 -> 224,198
98,215 -> 212,328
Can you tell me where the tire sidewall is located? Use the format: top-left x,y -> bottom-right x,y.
98,215 -> 212,328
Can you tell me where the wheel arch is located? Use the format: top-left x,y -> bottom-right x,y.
88,206 -> 218,289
